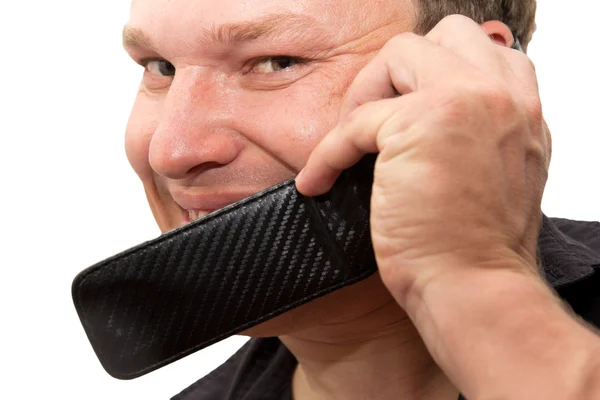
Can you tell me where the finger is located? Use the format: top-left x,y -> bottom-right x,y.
436,17 -> 540,94
295,93 -> 427,196
426,16 -> 540,95
498,47 -> 540,95
503,49 -> 549,170
294,123 -> 374,197
425,15 -> 508,79
337,32 -> 480,119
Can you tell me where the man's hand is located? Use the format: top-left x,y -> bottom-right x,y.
296,15 -> 600,399
296,14 -> 549,307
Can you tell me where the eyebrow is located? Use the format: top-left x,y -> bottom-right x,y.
122,13 -> 325,52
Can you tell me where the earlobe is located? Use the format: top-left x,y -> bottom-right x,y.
480,20 -> 515,48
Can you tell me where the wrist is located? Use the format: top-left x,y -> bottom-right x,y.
410,266 -> 556,322
403,267 -> 600,399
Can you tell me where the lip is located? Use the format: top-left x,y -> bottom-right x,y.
171,189 -> 261,223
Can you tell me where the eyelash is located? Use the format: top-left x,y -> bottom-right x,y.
137,56 -> 309,76
138,58 -> 174,76
248,56 -> 308,74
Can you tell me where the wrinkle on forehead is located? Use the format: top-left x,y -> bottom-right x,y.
129,0 -> 415,38
126,0 -> 416,69
195,13 -> 328,47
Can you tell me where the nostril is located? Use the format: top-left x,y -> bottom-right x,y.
186,161 -> 226,176
148,131 -> 243,180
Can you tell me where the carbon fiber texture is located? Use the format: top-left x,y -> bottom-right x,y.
72,155 -> 378,380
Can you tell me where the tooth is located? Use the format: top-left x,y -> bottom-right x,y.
188,210 -> 204,221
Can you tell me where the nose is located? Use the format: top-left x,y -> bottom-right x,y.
148,69 -> 241,180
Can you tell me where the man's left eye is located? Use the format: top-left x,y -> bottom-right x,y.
145,60 -> 176,77
253,56 -> 302,73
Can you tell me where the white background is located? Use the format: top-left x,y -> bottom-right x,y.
1,1 -> 598,399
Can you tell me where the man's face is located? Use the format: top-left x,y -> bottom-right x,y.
124,0 -> 414,233
123,0 -> 415,335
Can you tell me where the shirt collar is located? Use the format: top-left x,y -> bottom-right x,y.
539,215 -> 600,289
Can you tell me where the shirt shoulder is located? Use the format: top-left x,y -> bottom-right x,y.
172,337 -> 295,400
171,340 -> 254,400
550,218 -> 600,254
543,217 -> 600,329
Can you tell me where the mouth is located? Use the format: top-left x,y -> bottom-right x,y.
174,191 -> 260,225
186,209 -> 214,222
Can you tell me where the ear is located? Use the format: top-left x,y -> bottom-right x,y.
480,20 -> 515,48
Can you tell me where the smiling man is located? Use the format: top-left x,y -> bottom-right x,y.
121,0 -> 600,399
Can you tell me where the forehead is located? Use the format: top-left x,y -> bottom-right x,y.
131,0 -> 367,24
128,0 -> 415,50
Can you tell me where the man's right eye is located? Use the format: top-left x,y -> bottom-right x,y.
144,60 -> 176,77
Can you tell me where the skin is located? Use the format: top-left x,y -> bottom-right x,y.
124,0 -> 600,398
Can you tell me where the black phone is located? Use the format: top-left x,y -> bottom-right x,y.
72,155 -> 379,380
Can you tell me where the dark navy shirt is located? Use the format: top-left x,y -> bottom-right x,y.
173,216 -> 600,400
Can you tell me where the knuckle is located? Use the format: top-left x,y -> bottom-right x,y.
513,50 -> 537,71
439,14 -> 474,25
428,84 -> 524,135
523,95 -> 543,123
340,106 -> 363,131
436,14 -> 478,30
428,87 -> 474,126
523,54 -> 537,73
385,32 -> 420,50
479,84 -> 516,110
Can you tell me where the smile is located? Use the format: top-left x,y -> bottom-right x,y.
174,190 -> 262,224
186,209 -> 212,222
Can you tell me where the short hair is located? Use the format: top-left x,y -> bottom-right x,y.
414,0 -> 537,51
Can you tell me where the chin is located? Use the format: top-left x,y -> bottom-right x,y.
238,273 -> 396,338
238,297 -> 331,337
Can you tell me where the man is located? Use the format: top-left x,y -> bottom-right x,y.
121,0 -> 600,398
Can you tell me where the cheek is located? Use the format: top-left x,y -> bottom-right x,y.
237,70 -> 351,170
125,95 -> 177,232
283,72 -> 354,166
125,96 -> 160,183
